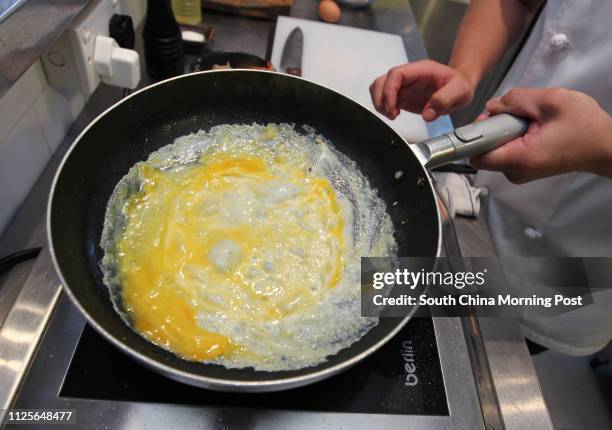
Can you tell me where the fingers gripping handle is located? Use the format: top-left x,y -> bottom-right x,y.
416,114 -> 530,169
457,114 -> 530,158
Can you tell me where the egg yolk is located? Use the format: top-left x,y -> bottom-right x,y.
117,151 -> 345,362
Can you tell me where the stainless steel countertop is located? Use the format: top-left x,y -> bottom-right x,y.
0,1 -> 551,428
0,0 -> 89,99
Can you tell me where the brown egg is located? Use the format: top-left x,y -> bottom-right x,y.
319,0 -> 341,24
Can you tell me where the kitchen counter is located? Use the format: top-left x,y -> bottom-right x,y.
0,1 -> 550,428
0,0 -> 90,100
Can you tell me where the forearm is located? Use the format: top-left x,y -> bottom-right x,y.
448,0 -> 542,87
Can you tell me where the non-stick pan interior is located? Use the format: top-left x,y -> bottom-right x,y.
49,71 -> 439,388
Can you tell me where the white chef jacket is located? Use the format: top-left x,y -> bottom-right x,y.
475,0 -> 612,355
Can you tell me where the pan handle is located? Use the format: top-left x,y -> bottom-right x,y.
415,114 -> 529,169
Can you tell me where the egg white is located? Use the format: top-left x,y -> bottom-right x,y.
101,123 -> 396,371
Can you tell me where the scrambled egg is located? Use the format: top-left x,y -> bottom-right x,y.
101,124 -> 395,371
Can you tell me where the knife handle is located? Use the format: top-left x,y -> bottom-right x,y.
287,67 -> 302,77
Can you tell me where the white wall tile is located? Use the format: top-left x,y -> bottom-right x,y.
0,61 -> 46,143
0,109 -> 51,235
33,86 -> 74,153
119,0 -> 146,28
0,23 -> 96,237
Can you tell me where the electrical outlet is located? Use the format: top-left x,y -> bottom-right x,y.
68,0 -> 122,96
42,33 -> 80,93
41,32 -> 87,123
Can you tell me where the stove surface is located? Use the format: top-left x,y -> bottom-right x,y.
61,318 -> 448,416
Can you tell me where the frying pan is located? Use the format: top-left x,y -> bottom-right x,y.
47,70 -> 527,392
192,51 -> 271,71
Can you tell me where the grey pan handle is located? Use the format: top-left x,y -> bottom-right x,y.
415,114 -> 529,169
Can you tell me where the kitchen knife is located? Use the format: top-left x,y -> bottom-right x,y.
280,27 -> 303,76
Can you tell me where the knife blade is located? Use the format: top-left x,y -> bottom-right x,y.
280,27 -> 303,76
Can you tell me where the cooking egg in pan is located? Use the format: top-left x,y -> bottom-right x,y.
101,124 -> 396,371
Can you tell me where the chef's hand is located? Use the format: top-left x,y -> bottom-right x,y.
471,88 -> 612,183
369,60 -> 475,122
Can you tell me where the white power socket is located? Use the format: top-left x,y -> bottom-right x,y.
68,0 -> 138,96
43,0 -> 142,102
40,32 -> 87,122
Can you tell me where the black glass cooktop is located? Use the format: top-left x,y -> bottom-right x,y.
60,317 -> 448,416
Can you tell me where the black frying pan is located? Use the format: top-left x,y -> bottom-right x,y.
192,51 -> 272,71
47,70 -> 526,392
